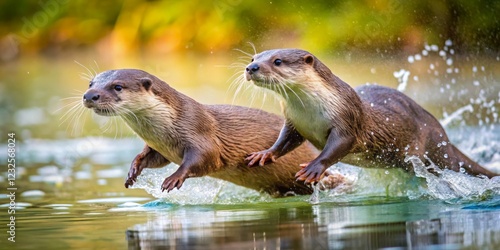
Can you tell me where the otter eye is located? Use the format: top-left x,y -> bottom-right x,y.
274,59 -> 282,66
251,58 -> 254,62
114,85 -> 123,91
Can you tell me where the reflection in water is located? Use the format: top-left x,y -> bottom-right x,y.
1,44 -> 499,249
125,200 -> 500,249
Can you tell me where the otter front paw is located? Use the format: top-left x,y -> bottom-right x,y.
295,162 -> 327,184
245,149 -> 277,167
161,172 -> 187,192
125,155 -> 145,188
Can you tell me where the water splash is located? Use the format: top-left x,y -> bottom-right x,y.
400,40 -> 499,128
130,165 -> 272,205
440,104 -> 474,127
406,156 -> 500,202
393,69 -> 410,92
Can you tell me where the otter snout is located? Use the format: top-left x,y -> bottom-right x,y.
245,63 -> 260,81
82,90 -> 100,108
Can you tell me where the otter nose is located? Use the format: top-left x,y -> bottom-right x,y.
83,92 -> 100,102
246,63 -> 260,74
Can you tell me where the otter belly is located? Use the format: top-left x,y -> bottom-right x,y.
285,105 -> 330,149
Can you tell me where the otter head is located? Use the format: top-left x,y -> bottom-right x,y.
244,49 -> 330,95
82,69 -> 156,116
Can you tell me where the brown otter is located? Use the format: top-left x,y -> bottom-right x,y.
244,49 -> 498,183
82,69 -> 320,197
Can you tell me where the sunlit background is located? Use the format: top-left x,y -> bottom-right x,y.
1,0 -> 498,139
0,1 -> 499,249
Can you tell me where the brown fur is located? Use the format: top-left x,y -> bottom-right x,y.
245,49 -> 498,183
82,69 -> 318,197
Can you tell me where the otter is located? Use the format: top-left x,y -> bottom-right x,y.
244,49 -> 498,183
82,69 -> 321,197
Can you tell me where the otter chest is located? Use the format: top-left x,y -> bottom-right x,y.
286,105 -> 331,149
124,118 -> 184,164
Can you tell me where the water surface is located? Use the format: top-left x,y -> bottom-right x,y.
1,46 -> 500,249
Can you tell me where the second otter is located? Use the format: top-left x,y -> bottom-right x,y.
82,69 -> 320,197
245,49 -> 498,183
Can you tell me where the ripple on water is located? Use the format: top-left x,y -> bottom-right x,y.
77,197 -> 151,204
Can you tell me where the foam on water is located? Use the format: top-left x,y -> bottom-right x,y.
130,164 -> 272,205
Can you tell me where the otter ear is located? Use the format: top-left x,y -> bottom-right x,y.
139,78 -> 152,90
304,54 -> 314,65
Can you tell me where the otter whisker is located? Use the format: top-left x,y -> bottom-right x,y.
281,80 -> 306,109
233,48 -> 254,58
247,42 -> 257,55
120,107 -> 140,126
70,105 -> 88,136
214,62 -> 248,70
93,60 -> 100,71
75,60 -> 95,80
228,74 -> 247,105
58,95 -> 82,101
227,70 -> 245,89
59,100 -> 86,125
56,98 -> 83,115
79,72 -> 92,81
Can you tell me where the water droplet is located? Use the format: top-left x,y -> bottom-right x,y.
444,154 -> 448,158
446,58 -> 453,66
415,54 -> 422,60
413,76 -> 419,81
422,50 -> 429,56
430,45 -> 439,51
442,141 -> 447,146
473,80 -> 480,86
459,167 -> 465,173
370,103 -> 374,107
430,64 -> 435,70
385,170 -> 390,175
450,49 -> 455,55
439,50 -> 446,57
408,56 -> 415,63
472,66 -> 477,72
437,143 -> 442,147
445,39 -> 453,46
386,117 -> 389,121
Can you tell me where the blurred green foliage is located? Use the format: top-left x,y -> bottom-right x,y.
0,0 -> 498,59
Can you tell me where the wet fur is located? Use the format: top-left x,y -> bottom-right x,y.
82,69 -> 318,197
245,49 -> 498,181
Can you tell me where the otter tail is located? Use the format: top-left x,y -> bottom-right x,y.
451,145 -> 498,178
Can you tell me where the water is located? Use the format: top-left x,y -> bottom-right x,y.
1,44 -> 500,249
